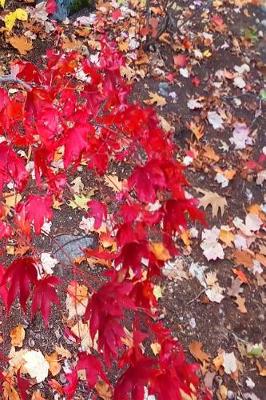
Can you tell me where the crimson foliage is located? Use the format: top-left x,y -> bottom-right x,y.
0,41 -> 210,399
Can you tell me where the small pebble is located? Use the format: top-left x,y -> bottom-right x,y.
28,338 -> 35,347
227,390 -> 235,400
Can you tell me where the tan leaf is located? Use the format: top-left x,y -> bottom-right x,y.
219,229 -> 235,247
197,189 -> 227,217
95,380 -> 113,400
234,295 -> 247,313
144,92 -> 167,107
233,250 -> 254,268
118,41 -> 129,52
3,381 -> 20,400
61,36 -> 82,51
10,325 -> 25,348
8,36 -> 33,55
104,174 -> 123,192
31,391 -> 46,400
55,345 -> 71,359
203,146 -> 220,162
189,341 -> 210,363
189,121 -> 204,141
151,342 -> 161,355
45,352 -> 61,376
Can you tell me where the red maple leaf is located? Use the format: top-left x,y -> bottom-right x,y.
77,352 -> 109,388
15,194 -> 53,235
87,200 -> 107,229
128,160 -> 166,203
0,142 -> 29,192
46,0 -> 57,13
1,257 -> 37,312
0,264 -> 8,308
64,370 -> 78,400
84,280 -> 135,364
31,276 -> 60,325
64,124 -> 92,167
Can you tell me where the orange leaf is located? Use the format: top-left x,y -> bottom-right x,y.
189,341 -> 210,363
149,242 -> 171,261
8,36 -> 33,55
232,268 -> 249,284
234,250 -> 254,268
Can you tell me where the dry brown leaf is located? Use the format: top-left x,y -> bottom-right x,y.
62,36 -> 82,51
10,325 -> 25,348
45,352 -> 61,376
95,380 -> 113,400
189,121 -> 204,141
233,250 -> 254,268
54,345 -> 71,359
31,391 -> 46,400
203,146 -> 220,162
3,381 -> 20,400
118,41 -> 129,52
197,189 -> 227,217
8,36 -> 33,55
234,295 -> 247,313
256,360 -> 266,376
104,174 -> 123,192
144,92 -> 167,107
189,341 -> 210,363
256,253 -> 266,267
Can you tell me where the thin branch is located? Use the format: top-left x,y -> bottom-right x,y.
0,74 -> 33,91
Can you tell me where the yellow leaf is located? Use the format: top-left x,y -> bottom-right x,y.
4,12 -> 17,31
0,0 -> 5,8
95,380 -> 113,400
4,9 -> 27,31
15,8 -> 28,21
151,342 -> 161,355
149,242 -> 171,261
10,325 -> 25,348
153,285 -> 163,300
219,229 -> 234,247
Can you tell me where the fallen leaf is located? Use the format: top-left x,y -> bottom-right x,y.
23,350 -> 49,383
219,229 -> 235,247
222,351 -> 238,374
144,92 -> 167,107
207,111 -> 224,130
95,380 -> 113,400
45,352 -> 61,376
203,146 -> 220,162
189,341 -> 210,363
149,242 -> 171,261
234,295 -> 247,313
10,325 -> 25,348
198,189 -> 227,217
189,121 -> 204,140
234,250 -> 254,268
8,36 -> 33,55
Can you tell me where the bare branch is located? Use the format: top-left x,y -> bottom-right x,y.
0,74 -> 33,91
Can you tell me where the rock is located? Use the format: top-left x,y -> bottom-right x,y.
52,234 -> 97,268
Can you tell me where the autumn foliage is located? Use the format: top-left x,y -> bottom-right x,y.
0,40 -> 210,399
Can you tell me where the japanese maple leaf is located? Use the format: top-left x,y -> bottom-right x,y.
15,194 -> 53,234
77,352 -> 109,388
31,276 -> 60,325
1,257 -> 37,312
128,160 -> 166,203
64,370 -> 78,400
0,264 -> 8,308
0,220 -> 12,240
114,359 -> 154,400
17,370 -> 31,400
0,142 -> 29,192
64,124 -> 92,167
84,280 -> 135,364
87,200 -> 107,229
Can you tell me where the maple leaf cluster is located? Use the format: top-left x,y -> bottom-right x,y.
0,41 -> 210,399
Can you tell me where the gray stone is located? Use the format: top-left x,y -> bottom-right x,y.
52,234 -> 97,266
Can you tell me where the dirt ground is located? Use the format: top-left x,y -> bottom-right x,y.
0,0 -> 265,399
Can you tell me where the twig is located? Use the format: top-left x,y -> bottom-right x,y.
187,288 -> 206,305
0,74 -> 33,91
